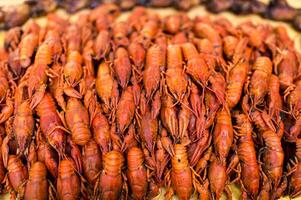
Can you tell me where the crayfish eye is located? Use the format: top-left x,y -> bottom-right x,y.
177,158 -> 181,163
109,9 -> 117,15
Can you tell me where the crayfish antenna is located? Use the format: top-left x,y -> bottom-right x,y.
93,171 -> 101,197
48,179 -> 57,200
180,98 -> 198,117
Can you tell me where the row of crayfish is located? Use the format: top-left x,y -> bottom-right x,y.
0,0 -> 200,29
0,3 -> 300,200
2,0 -> 301,31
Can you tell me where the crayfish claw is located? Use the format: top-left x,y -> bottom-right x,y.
30,84 -> 46,109
63,86 -> 82,99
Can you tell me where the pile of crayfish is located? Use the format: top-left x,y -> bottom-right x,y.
0,2 -> 300,200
